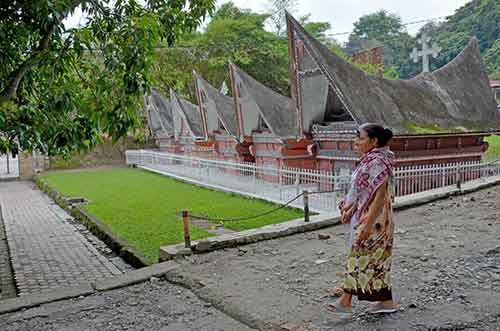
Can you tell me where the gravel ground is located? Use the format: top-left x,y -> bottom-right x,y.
0,185 -> 499,330
171,186 -> 500,330
0,278 -> 253,331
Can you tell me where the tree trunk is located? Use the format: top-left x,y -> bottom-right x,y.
1,23 -> 57,100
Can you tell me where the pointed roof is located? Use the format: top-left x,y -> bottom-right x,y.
148,88 -> 174,136
194,73 -> 238,139
229,63 -> 297,139
170,90 -> 204,139
145,100 -> 163,137
287,13 -> 500,135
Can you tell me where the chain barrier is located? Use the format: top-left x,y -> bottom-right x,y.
188,192 -> 305,223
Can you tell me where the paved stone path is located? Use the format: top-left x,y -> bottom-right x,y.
0,181 -> 122,296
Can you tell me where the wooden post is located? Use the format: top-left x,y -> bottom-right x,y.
182,210 -> 191,248
303,190 -> 310,222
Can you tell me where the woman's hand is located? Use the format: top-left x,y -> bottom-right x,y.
340,202 -> 355,224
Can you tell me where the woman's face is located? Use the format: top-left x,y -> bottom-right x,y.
354,129 -> 378,155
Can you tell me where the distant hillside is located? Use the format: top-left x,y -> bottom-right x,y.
413,0 -> 500,79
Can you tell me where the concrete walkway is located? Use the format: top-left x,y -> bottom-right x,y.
0,181 -> 121,296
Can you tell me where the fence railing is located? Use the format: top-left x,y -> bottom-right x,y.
393,160 -> 500,196
126,150 -> 349,213
126,150 -> 500,214
0,153 -> 19,178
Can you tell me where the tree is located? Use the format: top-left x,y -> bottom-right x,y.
267,0 -> 298,37
351,10 -> 404,41
418,0 -> 500,77
155,2 -> 291,97
483,39 -> 500,80
0,0 -> 215,157
347,10 -> 416,78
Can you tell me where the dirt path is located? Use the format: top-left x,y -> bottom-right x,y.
171,185 -> 500,330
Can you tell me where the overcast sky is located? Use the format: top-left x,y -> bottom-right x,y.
65,0 -> 471,43
219,0 -> 470,42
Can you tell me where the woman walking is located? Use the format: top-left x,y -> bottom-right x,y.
328,123 -> 398,315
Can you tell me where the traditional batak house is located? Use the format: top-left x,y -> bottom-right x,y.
193,72 -> 252,162
286,13 -> 500,180
229,63 -> 315,172
170,90 -> 213,157
144,88 -> 175,151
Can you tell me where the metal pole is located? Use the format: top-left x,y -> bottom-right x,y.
182,210 -> 191,248
303,190 -> 310,222
6,152 -> 10,174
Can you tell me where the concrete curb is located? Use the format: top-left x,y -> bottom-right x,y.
0,261 -> 178,315
0,284 -> 95,315
94,260 -> 178,291
160,214 -> 340,261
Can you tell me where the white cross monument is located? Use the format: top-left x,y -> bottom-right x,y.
410,32 -> 441,73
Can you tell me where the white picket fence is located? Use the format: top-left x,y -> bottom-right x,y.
125,149 -> 500,214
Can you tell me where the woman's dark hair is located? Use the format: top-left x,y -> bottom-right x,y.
359,123 -> 393,147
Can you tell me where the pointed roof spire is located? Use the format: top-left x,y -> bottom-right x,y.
170,89 -> 204,139
194,72 -> 238,139
229,63 -> 298,139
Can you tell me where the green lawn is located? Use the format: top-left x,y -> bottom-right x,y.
39,168 -> 302,263
485,135 -> 500,159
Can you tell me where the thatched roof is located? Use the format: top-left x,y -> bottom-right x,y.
229,63 -> 298,139
170,90 -> 204,139
287,13 -> 500,135
194,73 -> 238,139
148,88 -> 174,136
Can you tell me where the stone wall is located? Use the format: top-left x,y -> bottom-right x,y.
49,137 -> 156,170
19,152 -> 34,179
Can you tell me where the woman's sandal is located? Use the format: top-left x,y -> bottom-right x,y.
325,300 -> 354,316
367,302 -> 398,314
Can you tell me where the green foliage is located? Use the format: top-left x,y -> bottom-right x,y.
351,10 -> 404,40
0,0 -> 215,157
39,168 -> 302,262
267,0 -> 298,36
485,135 -> 500,159
483,39 -> 500,80
419,0 -> 499,78
402,123 -> 449,134
348,1 -> 500,79
154,2 -> 290,97
347,10 -> 414,78
303,20 -> 332,44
